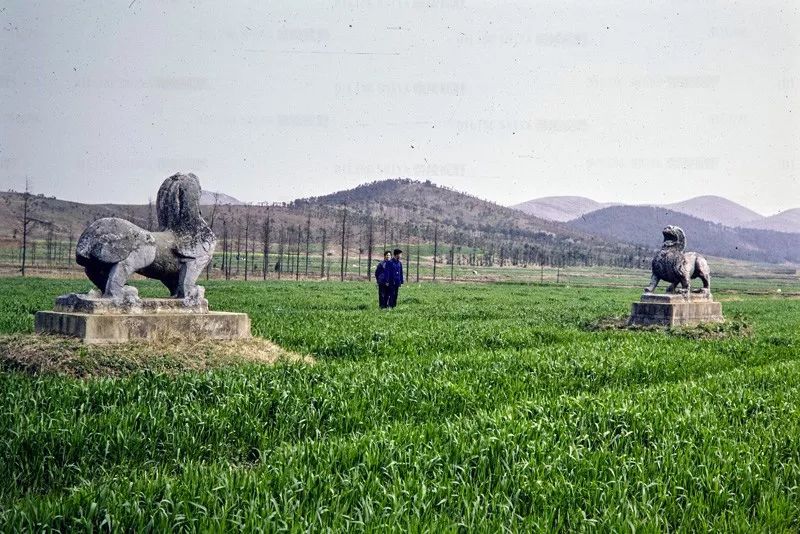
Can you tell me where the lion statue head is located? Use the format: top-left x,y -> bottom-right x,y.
156,172 -> 205,234
661,225 -> 686,252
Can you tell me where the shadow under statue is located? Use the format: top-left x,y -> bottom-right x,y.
35,173 -> 250,343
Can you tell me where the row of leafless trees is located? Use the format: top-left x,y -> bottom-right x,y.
210,205 -> 435,281
9,185 -> 648,279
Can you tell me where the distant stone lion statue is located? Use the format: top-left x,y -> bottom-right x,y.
76,173 -> 216,300
644,225 -> 710,294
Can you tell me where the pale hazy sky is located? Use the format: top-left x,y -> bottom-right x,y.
1,1 -> 798,215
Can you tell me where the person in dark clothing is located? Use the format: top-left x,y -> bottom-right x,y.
386,248 -> 404,308
375,251 -> 392,308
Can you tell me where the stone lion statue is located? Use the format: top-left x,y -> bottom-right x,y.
76,173 -> 216,300
644,225 -> 710,294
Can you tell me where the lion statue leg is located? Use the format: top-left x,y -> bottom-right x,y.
695,272 -> 710,293
175,246 -> 212,300
675,273 -> 691,294
644,274 -> 660,293
176,260 -> 203,299
693,255 -> 711,293
104,246 -> 157,299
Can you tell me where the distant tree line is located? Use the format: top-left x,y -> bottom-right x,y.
5,182 -> 651,279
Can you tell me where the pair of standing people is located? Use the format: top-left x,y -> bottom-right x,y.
375,249 -> 404,308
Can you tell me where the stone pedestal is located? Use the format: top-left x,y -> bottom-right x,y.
35,293 -> 250,344
628,292 -> 724,327
53,291 -> 210,314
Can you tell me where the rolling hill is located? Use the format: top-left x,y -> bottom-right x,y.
0,192 -> 145,245
567,205 -> 800,264
663,195 -> 764,227
0,188 -> 241,245
294,179 -> 645,266
200,191 -> 242,205
298,180 -> 580,237
512,196 -> 614,222
743,209 -> 800,234
513,194 -> 800,235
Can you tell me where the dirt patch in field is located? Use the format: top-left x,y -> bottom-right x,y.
0,334 -> 313,378
667,319 -> 753,340
585,315 -> 752,340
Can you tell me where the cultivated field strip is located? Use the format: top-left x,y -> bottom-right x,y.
1,279 -> 799,530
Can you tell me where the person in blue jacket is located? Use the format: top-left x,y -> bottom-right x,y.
386,248 -> 404,308
374,251 -> 391,308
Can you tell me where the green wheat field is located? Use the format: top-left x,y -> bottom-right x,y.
2,277 -> 800,531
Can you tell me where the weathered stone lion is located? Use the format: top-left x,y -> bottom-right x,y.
76,173 -> 216,301
644,225 -> 710,294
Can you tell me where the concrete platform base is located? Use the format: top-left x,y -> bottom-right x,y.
628,292 -> 724,327
54,292 -> 209,315
35,310 -> 251,344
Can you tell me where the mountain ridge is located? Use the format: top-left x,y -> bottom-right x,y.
663,195 -> 764,227
513,196 -> 617,222
567,205 -> 800,264
743,208 -> 800,233
200,190 -> 242,205
514,194 -> 799,233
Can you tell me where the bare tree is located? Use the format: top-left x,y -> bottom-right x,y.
406,222 -> 411,274
262,209 -> 271,280
235,222 -> 242,278
243,205 -> 251,281
320,227 -> 327,278
365,215 -> 374,281
304,213 -> 311,276
284,225 -> 291,275
276,224 -> 285,279
146,197 -> 155,232
295,223 -> 302,281
251,230 -> 257,276
205,192 -> 220,280
432,222 -> 439,281
221,217 -> 230,280
67,226 -> 74,270
339,205 -> 347,281
287,225 -> 294,276
450,240 -> 455,281
416,233 -> 420,283
45,223 -> 55,268
19,179 -> 32,277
